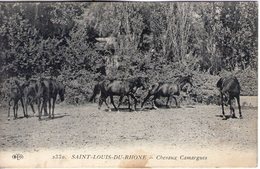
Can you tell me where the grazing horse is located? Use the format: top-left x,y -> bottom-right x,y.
8,80 -> 27,120
141,75 -> 193,109
216,76 -> 242,120
37,78 -> 65,120
90,76 -> 148,111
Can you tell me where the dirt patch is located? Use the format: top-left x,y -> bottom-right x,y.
0,97 -> 257,167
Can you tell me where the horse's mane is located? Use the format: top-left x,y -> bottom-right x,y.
216,78 -> 223,89
127,76 -> 148,85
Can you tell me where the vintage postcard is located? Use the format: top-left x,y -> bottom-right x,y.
0,1 -> 257,168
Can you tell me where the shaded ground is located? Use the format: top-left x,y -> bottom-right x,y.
0,96 -> 257,153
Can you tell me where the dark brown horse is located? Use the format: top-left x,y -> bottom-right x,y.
141,75 -> 193,109
37,78 -> 65,120
23,79 -> 38,117
216,76 -> 242,120
90,76 -> 148,111
8,80 -> 28,120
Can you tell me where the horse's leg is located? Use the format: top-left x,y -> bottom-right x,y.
103,98 -> 111,111
220,93 -> 226,120
44,104 -> 48,116
141,93 -> 151,109
167,95 -> 174,108
229,98 -> 235,118
52,97 -> 56,119
129,94 -> 138,111
14,100 -> 18,119
30,103 -> 36,116
39,99 -> 45,120
117,95 -> 124,109
37,99 -> 40,118
39,103 -> 43,120
24,97 -> 28,117
98,97 -> 104,110
110,95 -> 118,111
152,96 -> 158,109
37,99 -> 41,118
166,96 -> 170,108
127,95 -> 132,111
20,98 -> 27,118
37,99 -> 41,119
48,98 -> 52,118
14,103 -> 18,119
13,100 -> 17,120
172,96 -> 180,108
8,99 -> 12,120
43,98 -> 48,116
236,95 -> 242,119
99,96 -> 110,111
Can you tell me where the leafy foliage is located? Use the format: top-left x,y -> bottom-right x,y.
0,2 -> 257,105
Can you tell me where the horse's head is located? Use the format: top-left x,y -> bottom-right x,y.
135,76 -> 149,90
182,83 -> 193,94
178,75 -> 193,92
186,74 -> 193,86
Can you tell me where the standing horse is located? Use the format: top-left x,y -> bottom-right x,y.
216,76 -> 242,120
141,75 -> 193,109
8,80 -> 27,120
37,78 -> 65,120
23,79 -> 38,117
90,76 -> 148,111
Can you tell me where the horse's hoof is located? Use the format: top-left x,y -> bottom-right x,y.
222,117 -> 227,120
240,116 -> 243,119
8,118 -> 10,121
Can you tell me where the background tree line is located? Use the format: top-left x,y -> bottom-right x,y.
0,2 -> 257,104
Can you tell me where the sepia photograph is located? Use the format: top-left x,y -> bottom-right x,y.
0,1 -> 257,168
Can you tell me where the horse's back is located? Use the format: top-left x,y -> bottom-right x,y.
217,76 -> 240,95
155,82 -> 179,96
108,80 -> 128,94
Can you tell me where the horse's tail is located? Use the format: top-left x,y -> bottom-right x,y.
89,83 -> 101,102
216,77 -> 223,89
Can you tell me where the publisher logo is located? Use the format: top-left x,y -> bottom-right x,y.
12,154 -> 24,160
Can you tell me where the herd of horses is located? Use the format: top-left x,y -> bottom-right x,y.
7,75 -> 242,121
8,77 -> 65,120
